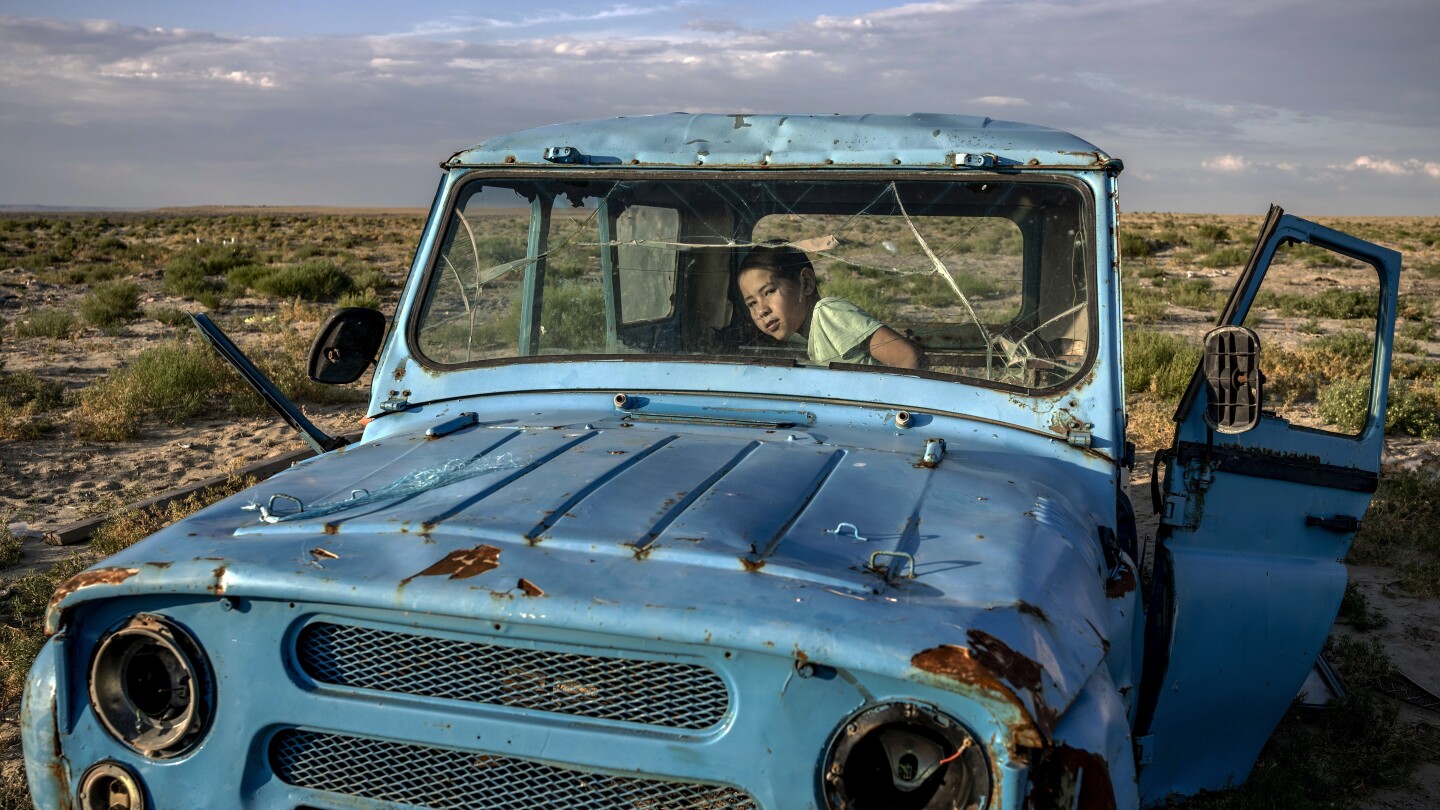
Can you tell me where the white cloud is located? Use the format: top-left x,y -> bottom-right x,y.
1203,154 -> 1249,172
1352,155 -> 1409,175
1328,156 -> 1440,179
970,95 -> 1029,107
399,4 -> 680,37
206,68 -> 275,88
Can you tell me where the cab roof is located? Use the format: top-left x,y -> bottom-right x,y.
445,112 -> 1117,171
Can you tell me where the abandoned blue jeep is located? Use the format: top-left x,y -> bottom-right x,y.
24,113 -> 1401,809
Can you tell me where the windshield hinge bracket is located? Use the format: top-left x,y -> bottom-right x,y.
380,391 -> 412,413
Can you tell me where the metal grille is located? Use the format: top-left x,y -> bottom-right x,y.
272,729 -> 757,810
296,622 -> 730,729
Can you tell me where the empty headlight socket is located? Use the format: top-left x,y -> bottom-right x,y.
821,701 -> 991,810
88,613 -> 215,758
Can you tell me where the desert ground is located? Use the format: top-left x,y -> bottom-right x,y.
1,208 -> 1438,808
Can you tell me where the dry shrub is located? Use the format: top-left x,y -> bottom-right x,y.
72,342 -> 233,441
1264,331 -> 1371,406
1126,394 -> 1175,452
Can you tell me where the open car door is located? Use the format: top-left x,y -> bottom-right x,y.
1137,207 -> 1402,801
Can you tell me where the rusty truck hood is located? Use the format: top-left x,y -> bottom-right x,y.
52,413 -> 1116,746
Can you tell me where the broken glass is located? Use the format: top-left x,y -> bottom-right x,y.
413,175 -> 1093,391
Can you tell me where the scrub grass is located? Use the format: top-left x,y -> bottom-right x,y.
71,333 -> 365,441
12,308 -> 77,339
1254,289 -> 1375,320
1124,330 -> 1201,398
78,280 -> 141,328
72,341 -> 233,440
1348,468 -> 1440,597
227,258 -> 358,301
0,370 -> 67,440
0,530 -> 22,571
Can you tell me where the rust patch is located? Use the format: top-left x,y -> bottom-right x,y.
912,644 -> 1044,744
310,548 -> 340,560
49,567 -> 139,611
1105,566 -> 1137,598
912,630 -> 1058,747
740,557 -> 765,573
517,578 -> 545,597
970,629 -> 1058,739
144,561 -> 173,569
1026,744 -> 1117,810
402,544 -> 502,585
393,360 -> 407,381
209,565 -> 228,595
323,522 -> 339,535
1016,601 -> 1050,624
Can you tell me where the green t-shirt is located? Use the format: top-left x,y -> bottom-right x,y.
787,297 -> 884,365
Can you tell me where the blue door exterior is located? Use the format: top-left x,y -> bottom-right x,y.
1138,208 -> 1402,802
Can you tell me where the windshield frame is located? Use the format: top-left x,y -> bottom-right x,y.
404,168 -> 1100,397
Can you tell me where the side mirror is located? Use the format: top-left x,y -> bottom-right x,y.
308,308 -> 386,384
1202,325 -> 1263,434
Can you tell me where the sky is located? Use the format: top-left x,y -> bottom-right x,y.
1,1 -> 1437,214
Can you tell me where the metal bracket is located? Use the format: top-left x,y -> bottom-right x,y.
1134,734 -> 1154,766
426,412 -> 478,438
380,391 -> 412,413
258,493 -> 305,523
869,550 -> 916,580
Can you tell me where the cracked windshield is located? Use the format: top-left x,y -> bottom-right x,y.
415,177 -> 1092,391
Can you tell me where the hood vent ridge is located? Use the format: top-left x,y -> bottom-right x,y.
634,440 -> 763,549
525,434 -> 682,540
756,449 -> 848,559
420,430 -> 601,526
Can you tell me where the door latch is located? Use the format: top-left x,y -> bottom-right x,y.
1305,514 -> 1361,534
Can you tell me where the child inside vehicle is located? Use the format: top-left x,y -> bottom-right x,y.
736,243 -> 924,369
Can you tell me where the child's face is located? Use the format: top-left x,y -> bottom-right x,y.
738,266 -> 813,341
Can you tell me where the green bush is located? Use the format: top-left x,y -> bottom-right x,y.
1384,381 -> 1440,439
1351,468 -> 1440,597
1195,223 -> 1231,242
1120,231 -> 1157,259
146,306 -> 194,327
537,280 -> 607,351
80,280 -> 141,328
1317,378 -> 1440,439
1255,288 -> 1374,320
337,291 -> 381,310
14,307 -> 76,338
73,342 -> 233,440
1198,246 -> 1250,267
1399,320 -> 1433,341
0,530 -> 21,570
1316,378 -> 1370,432
1124,330 -> 1201,399
232,259 -> 358,301
351,268 -> 390,292
163,244 -> 255,305
1123,288 -> 1168,324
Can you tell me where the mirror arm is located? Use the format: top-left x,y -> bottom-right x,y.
191,314 -> 348,454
